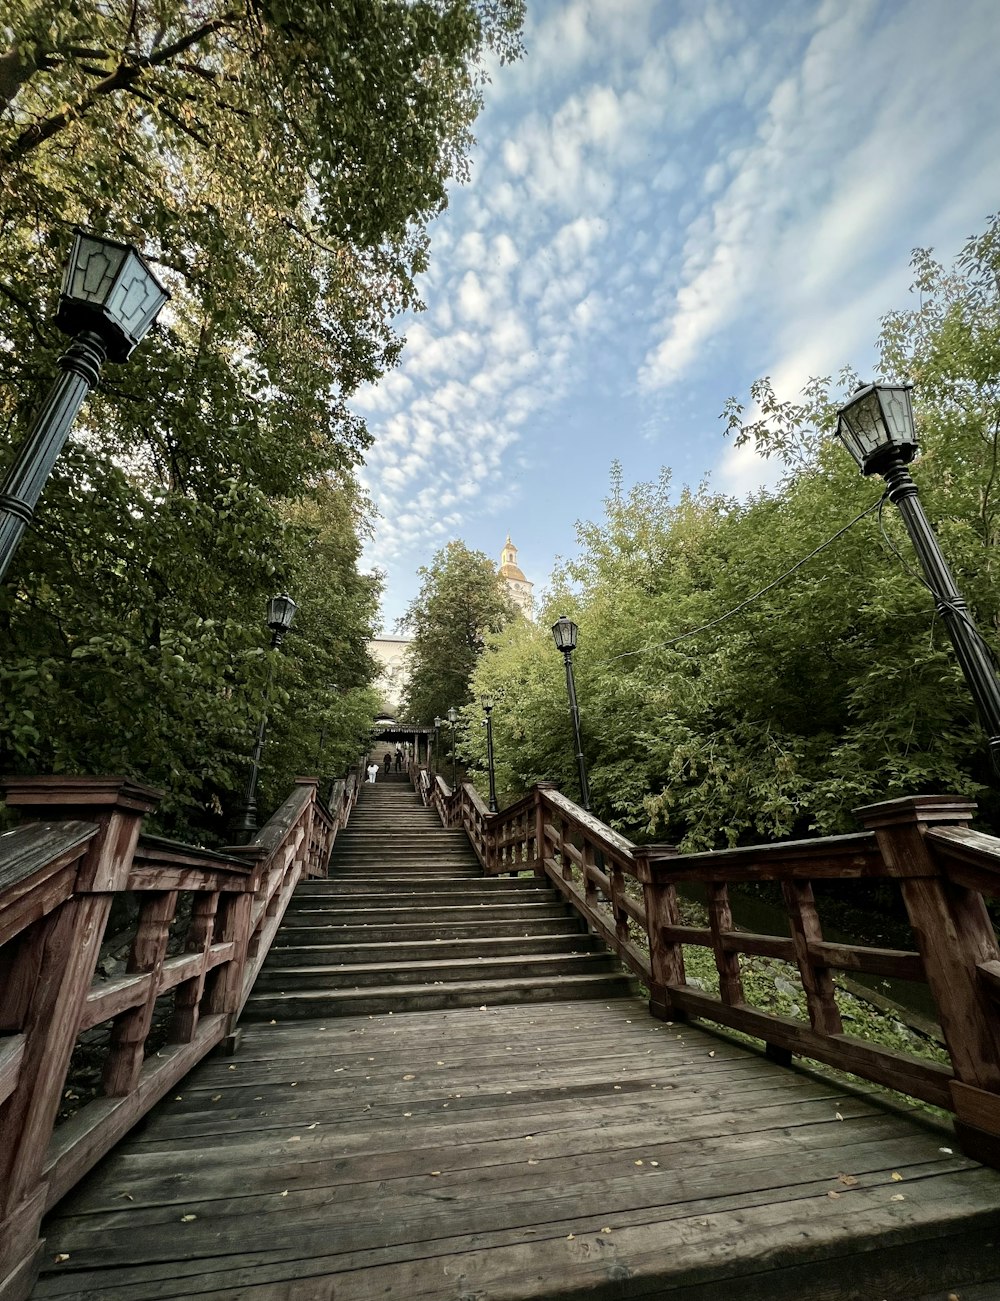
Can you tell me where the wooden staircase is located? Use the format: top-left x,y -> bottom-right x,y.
243,775 -> 635,1019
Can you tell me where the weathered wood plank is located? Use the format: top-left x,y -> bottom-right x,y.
0,1034 -> 26,1107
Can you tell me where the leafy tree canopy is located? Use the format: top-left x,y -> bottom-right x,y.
399,538 -> 517,724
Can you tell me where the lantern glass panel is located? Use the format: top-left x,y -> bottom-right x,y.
105,249 -> 169,342
267,594 -> 297,632
877,385 -> 916,446
447,707 -> 457,724
65,235 -> 128,304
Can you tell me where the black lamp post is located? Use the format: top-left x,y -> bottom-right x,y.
552,614 -> 591,811
482,696 -> 498,813
447,705 -> 458,789
0,229 -> 169,582
836,382 -> 1000,774
432,715 -> 443,776
228,594 -> 297,841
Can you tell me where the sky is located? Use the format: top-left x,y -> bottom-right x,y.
352,0 -> 1000,632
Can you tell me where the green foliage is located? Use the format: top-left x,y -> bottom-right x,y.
399,539 -> 517,725
471,216 -> 1000,848
0,0 -> 523,835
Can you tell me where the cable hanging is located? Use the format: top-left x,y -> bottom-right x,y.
601,494 -> 886,664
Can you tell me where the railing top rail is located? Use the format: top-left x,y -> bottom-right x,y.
463,782 -> 491,818
0,820 -> 97,895
541,788 -> 638,863
638,829 -> 882,881
2,774 -> 161,815
492,789 -> 536,822
134,833 -> 253,872
926,825 -> 1000,894
221,781 -> 314,861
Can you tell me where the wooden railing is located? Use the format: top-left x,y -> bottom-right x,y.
0,768 -> 361,1301
418,769 -> 1000,1168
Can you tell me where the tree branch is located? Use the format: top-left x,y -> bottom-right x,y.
0,13 -> 241,166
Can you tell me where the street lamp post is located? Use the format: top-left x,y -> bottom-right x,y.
228,594 -> 297,841
483,696 -> 498,813
551,615 -> 591,811
432,715 -> 443,777
447,705 -> 458,789
0,230 -> 169,582
836,382 -> 1000,773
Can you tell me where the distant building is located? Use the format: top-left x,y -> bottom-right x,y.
499,535 -> 534,618
367,637 -> 411,716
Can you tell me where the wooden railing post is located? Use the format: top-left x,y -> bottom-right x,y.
634,847 -> 686,1022
0,776 -> 158,1301
857,795 -> 1000,1162
533,783 -> 557,877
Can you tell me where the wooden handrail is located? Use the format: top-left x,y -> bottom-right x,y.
0,765 -> 359,1301
428,780 -> 1000,1169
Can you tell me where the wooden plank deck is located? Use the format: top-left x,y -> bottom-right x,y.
33,999 -> 1000,1300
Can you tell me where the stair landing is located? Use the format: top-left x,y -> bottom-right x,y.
34,1000 -> 1000,1299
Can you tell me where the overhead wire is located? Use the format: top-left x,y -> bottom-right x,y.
600,493 -> 887,665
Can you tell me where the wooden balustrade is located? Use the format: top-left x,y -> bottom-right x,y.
424,776 -> 1000,1168
0,768 -> 360,1301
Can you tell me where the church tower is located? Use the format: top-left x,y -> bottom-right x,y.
498,535 -> 534,618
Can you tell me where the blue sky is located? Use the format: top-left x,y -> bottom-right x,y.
352,0 -> 1000,631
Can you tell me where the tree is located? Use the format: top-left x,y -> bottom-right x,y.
0,0 -> 525,834
399,540 -> 517,724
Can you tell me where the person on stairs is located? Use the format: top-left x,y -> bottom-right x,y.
366,761 -> 379,783
383,751 -> 392,774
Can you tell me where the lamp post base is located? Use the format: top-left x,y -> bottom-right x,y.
226,801 -> 258,844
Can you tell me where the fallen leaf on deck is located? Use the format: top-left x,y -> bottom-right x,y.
566,1234 -> 575,1240
891,1172 -> 903,1181
708,1052 -> 716,1058
403,1112 -> 412,1117
480,1005 -> 488,1011
634,1160 -> 643,1166
837,1174 -> 858,1187
280,1190 -> 288,1197
940,1147 -> 953,1155
288,1136 -> 301,1142
228,1066 -> 237,1071
402,1074 -> 415,1080
601,1227 -> 612,1233
117,1192 -> 134,1201
211,1095 -> 222,1102
528,1159 -> 538,1165
650,1161 -> 659,1168
835,1112 -> 844,1121
181,1214 -> 197,1222
430,1171 -> 441,1176
613,1085 -> 621,1090
307,1123 -> 319,1130
53,1254 -> 70,1263
827,1190 -> 841,1199
890,1194 -> 906,1202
